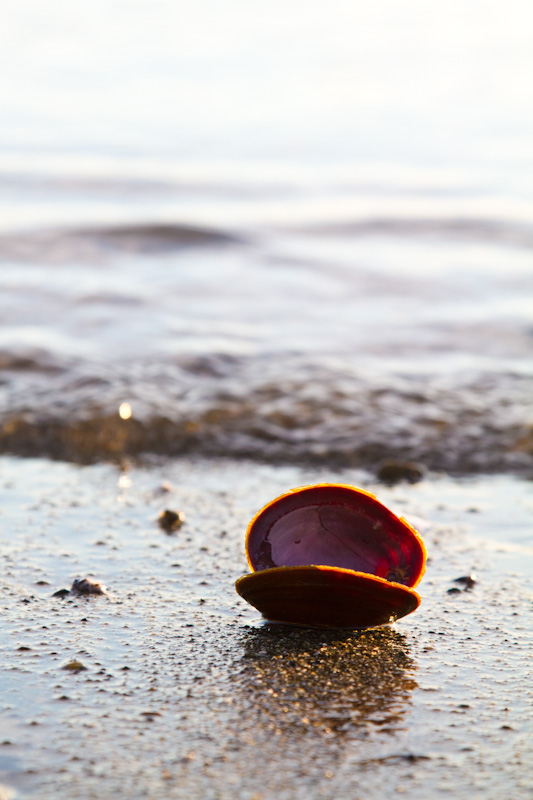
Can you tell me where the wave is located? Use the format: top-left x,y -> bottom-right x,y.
1,356 -> 531,475
0,223 -> 242,263
297,217 -> 533,249
1,214 -> 530,268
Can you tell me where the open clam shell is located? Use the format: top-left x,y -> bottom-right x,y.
235,483 -> 426,629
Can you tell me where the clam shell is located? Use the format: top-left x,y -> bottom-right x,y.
236,565 -> 421,629
245,484 -> 426,588
236,483 -> 427,629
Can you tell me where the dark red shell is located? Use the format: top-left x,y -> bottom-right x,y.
236,566 -> 420,629
236,483 -> 426,629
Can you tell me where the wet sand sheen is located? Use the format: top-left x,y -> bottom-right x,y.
0,456 -> 531,799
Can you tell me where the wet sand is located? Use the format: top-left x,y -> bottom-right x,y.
0,456 -> 532,800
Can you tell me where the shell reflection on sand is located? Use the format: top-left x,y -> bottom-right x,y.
237,625 -> 417,740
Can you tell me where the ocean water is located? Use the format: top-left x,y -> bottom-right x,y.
0,0 -> 532,472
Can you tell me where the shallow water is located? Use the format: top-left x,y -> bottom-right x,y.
1,0 -> 532,473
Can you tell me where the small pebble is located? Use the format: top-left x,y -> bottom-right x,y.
52,589 -> 70,599
158,509 -> 185,533
376,459 -> 426,485
453,574 -> 477,590
62,660 -> 87,672
71,578 -> 106,596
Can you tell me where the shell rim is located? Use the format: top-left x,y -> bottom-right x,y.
244,483 -> 427,588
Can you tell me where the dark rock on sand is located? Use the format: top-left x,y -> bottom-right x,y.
158,509 -> 185,533
52,589 -> 71,599
376,459 -> 426,484
453,574 -> 477,590
53,578 -> 106,598
71,578 -> 106,595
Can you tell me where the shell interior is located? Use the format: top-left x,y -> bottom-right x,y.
246,484 -> 426,587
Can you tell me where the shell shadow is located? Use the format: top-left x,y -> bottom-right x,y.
235,624 -> 418,742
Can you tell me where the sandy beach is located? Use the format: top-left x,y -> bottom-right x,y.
1,456 -> 531,799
